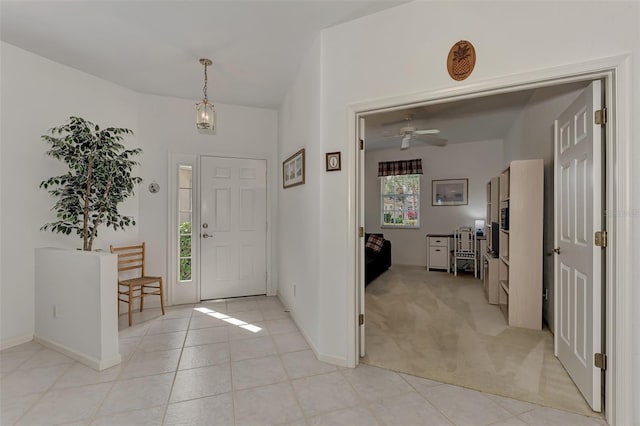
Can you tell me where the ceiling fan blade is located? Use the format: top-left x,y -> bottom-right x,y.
414,129 -> 440,135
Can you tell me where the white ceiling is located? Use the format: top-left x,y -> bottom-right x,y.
0,0 -> 408,108
364,79 -> 593,152
364,90 -> 538,151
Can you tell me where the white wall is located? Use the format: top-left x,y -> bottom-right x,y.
0,42 -> 279,347
503,82 -> 588,328
365,140 -> 504,266
279,2 -> 639,421
277,36 -> 322,356
34,248 -> 120,370
136,94 -> 278,308
0,42 -> 140,347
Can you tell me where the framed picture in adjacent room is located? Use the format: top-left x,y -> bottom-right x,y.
283,148 -> 305,188
432,178 -> 468,206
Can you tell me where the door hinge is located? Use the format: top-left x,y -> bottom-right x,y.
359,139 -> 364,150
359,314 -> 364,325
595,231 -> 608,248
359,227 -> 364,238
595,108 -> 607,126
594,352 -> 607,370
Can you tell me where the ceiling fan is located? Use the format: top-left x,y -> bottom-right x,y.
381,114 -> 447,150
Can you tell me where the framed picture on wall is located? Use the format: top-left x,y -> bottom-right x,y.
432,178 -> 468,206
325,152 -> 341,171
283,148 -> 305,188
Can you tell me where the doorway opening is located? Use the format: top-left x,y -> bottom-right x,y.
351,63 -> 625,424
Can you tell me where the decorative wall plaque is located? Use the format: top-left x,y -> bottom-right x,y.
447,40 -> 476,81
325,152 -> 341,171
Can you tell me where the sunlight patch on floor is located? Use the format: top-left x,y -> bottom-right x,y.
194,307 -> 262,332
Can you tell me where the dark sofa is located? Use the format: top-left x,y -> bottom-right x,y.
365,233 -> 392,286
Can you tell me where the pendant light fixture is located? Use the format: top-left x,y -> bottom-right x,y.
196,58 -> 215,133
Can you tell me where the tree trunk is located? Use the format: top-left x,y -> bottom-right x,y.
82,159 -> 94,251
87,178 -> 113,251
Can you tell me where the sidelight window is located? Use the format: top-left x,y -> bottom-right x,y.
178,165 -> 193,281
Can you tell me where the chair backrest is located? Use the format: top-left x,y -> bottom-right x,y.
110,242 -> 146,278
454,227 -> 476,254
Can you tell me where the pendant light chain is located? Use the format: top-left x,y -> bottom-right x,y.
203,62 -> 208,101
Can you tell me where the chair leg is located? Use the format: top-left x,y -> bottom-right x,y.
159,278 -> 165,316
140,286 -> 144,312
128,286 -> 133,327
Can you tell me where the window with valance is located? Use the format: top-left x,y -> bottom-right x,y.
378,159 -> 422,228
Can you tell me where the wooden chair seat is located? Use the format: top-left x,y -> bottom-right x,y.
119,276 -> 163,286
110,242 -> 165,326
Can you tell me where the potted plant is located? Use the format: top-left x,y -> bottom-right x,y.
34,116 -> 142,370
40,116 -> 142,250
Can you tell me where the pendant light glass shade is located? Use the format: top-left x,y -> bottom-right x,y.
196,58 -> 215,133
196,99 -> 215,131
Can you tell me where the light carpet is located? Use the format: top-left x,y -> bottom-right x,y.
362,265 -> 599,418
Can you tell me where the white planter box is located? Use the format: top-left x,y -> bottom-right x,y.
34,248 -> 121,371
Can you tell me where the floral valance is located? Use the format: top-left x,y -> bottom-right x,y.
377,159 -> 423,177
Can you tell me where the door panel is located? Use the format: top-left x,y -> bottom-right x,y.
554,80 -> 603,412
201,157 -> 267,300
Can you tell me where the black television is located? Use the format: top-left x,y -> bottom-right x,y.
491,222 -> 500,256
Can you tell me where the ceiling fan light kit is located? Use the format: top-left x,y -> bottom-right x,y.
401,136 -> 411,150
196,58 -> 216,134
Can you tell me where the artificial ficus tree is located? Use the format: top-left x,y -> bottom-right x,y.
40,116 -> 143,251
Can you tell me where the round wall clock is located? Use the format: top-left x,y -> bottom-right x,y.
447,40 -> 476,81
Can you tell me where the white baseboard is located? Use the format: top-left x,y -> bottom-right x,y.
276,292 -> 349,368
0,334 -> 33,351
33,335 -> 122,371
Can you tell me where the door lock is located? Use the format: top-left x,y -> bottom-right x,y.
553,247 -> 561,254
202,233 -> 213,239
202,223 -> 209,229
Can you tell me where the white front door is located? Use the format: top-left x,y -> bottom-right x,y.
554,80 -> 603,412
200,156 -> 267,300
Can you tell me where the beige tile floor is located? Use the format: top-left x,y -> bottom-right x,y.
1,295 -> 607,425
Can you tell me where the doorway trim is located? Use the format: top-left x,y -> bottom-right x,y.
347,54 -> 632,426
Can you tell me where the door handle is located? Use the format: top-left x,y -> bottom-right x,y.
202,233 -> 213,239
553,247 -> 561,254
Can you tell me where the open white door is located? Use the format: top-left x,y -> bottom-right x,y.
358,116 -> 366,357
554,80 -> 604,412
200,156 -> 267,300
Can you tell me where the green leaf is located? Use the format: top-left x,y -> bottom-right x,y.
40,116 -> 141,246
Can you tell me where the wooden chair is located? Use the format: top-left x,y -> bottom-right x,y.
110,242 -> 165,326
453,226 -> 477,277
